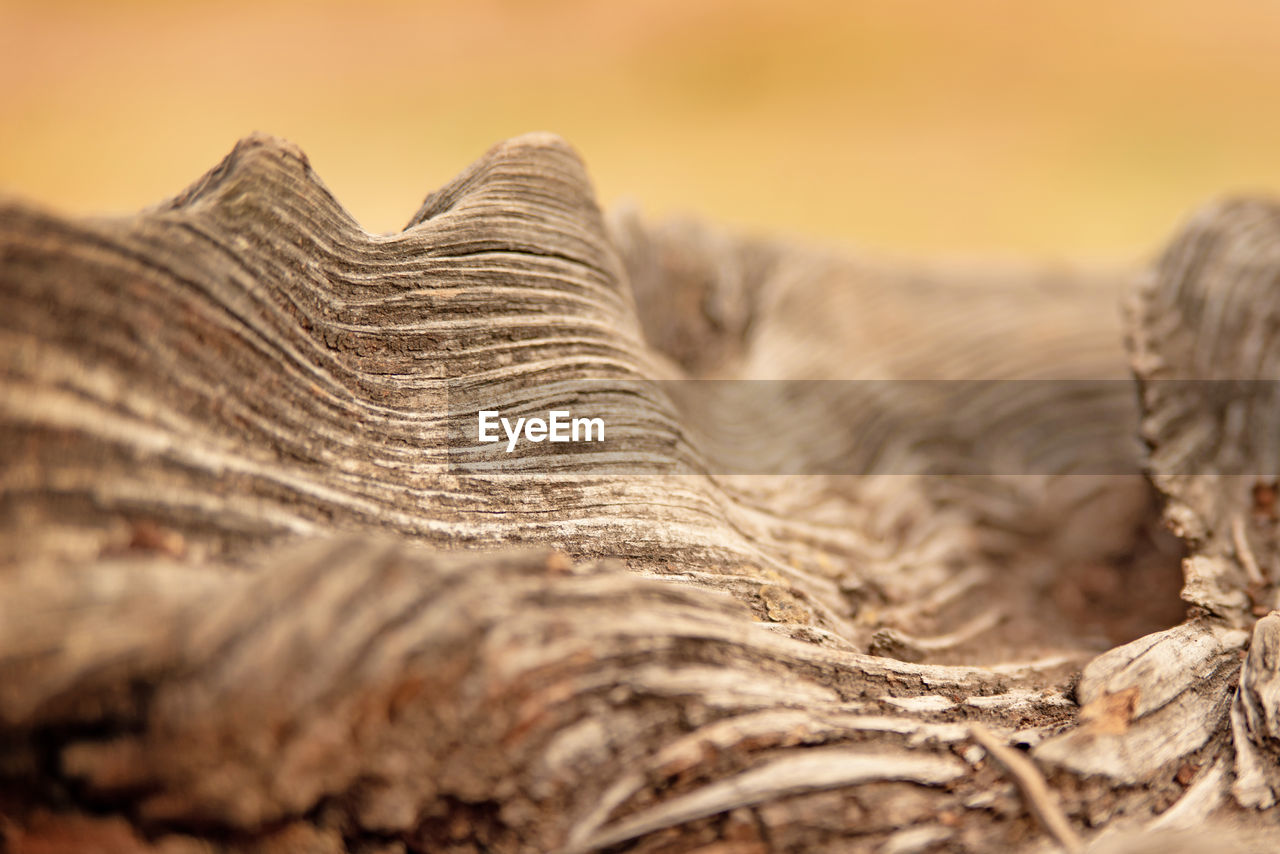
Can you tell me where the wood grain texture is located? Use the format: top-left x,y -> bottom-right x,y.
0,132 -> 1276,852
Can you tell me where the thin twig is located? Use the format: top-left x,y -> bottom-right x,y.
970,723 -> 1083,854
1232,516 -> 1266,586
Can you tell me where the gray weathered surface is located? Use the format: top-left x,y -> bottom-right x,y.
0,133 -> 1277,852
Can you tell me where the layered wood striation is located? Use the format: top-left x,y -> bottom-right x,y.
0,133 -> 1276,852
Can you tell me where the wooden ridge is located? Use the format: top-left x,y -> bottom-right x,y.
1,132 -> 1277,852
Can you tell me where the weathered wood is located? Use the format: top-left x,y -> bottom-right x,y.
0,132 -> 1276,852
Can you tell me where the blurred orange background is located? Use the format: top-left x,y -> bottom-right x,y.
3,0 -> 1280,260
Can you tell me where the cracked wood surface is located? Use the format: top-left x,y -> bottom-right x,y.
1,133 -> 1278,852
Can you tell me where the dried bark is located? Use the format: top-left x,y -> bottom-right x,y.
0,133 -> 1278,852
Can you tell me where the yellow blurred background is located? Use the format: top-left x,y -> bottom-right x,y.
3,0 -> 1280,260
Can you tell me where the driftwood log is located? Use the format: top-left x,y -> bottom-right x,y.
2,132 -> 1280,852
